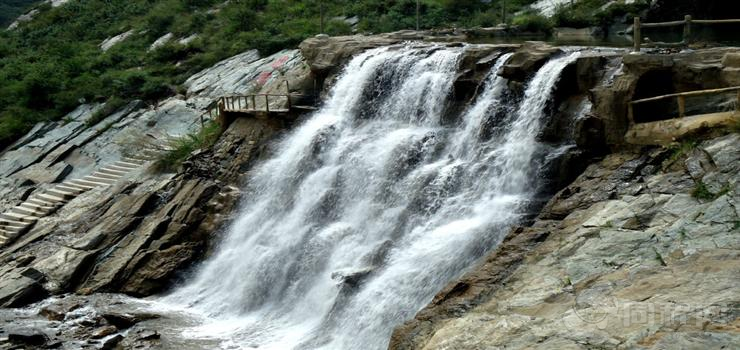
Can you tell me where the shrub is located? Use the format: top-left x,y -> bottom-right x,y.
552,3 -> 596,28
154,121 -> 221,172
512,12 -> 553,34
692,181 -> 715,201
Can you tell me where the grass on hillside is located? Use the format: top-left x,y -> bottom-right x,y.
154,121 -> 222,172
0,0 -> 544,150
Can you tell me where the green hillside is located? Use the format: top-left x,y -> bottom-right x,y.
0,0 -> 545,149
0,0 -> 37,27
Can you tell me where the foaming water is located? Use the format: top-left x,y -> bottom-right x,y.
158,45 -> 581,349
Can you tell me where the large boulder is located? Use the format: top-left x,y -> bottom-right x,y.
0,268 -> 47,307
499,41 -> 561,82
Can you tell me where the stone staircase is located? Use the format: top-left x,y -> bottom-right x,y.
0,157 -> 149,246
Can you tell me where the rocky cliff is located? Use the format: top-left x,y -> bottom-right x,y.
390,132 -> 739,349
0,47 -> 312,308
0,31 -> 737,349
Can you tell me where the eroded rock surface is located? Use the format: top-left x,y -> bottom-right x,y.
390,133 -> 740,350
0,47 -> 313,308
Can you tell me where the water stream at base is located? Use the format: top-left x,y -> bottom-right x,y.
158,44 -> 581,350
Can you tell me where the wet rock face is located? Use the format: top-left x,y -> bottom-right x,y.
390,133 -> 740,350
0,294 -> 166,349
499,41 -> 561,82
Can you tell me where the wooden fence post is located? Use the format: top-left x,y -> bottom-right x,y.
265,95 -> 270,113
628,103 -> 635,125
677,95 -> 686,118
684,15 -> 692,44
634,17 -> 642,52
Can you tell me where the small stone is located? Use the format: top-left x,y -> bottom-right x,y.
39,306 -> 65,321
91,325 -> 117,339
101,334 -> 124,349
101,313 -> 137,329
8,331 -> 48,346
137,330 -> 160,341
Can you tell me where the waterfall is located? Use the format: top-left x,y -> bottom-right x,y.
162,45 -> 581,350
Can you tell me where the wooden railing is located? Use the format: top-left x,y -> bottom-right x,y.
205,81 -> 315,123
627,86 -> 740,125
633,16 -> 740,51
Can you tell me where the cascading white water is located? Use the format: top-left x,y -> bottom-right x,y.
162,45 -> 580,350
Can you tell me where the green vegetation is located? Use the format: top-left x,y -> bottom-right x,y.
665,139 -> 698,166
512,12 -> 553,34
155,121 -> 221,172
0,0 -> 545,149
0,0 -> 36,27
691,181 -> 715,201
552,0 -> 650,29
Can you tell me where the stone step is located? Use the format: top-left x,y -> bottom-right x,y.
10,206 -> 45,217
26,198 -> 57,208
0,225 -> 22,235
20,202 -> 55,212
82,175 -> 116,185
0,212 -> 39,223
123,157 -> 147,165
90,171 -> 120,180
0,219 -> 26,229
69,178 -> 109,188
106,164 -> 136,172
46,188 -> 78,200
113,160 -> 140,169
62,181 -> 95,191
55,184 -> 87,194
97,167 -> 128,176
34,192 -> 68,203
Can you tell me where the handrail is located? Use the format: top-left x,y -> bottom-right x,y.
204,80 -> 320,125
632,15 -> 740,51
630,86 -> 740,104
628,86 -> 740,125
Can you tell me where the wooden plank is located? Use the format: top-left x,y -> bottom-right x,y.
642,20 -> 685,28
677,95 -> 686,118
633,17 -> 641,52
630,86 -> 740,105
693,19 -> 740,24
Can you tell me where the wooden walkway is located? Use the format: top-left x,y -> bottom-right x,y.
625,86 -> 740,145
205,82 -> 317,125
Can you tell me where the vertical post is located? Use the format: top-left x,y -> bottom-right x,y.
285,80 -> 291,110
677,95 -> 686,118
237,96 -> 242,110
633,17 -> 641,52
684,15 -> 692,44
628,103 -> 635,125
265,95 -> 270,113
416,0 -> 420,30
252,95 -> 256,111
